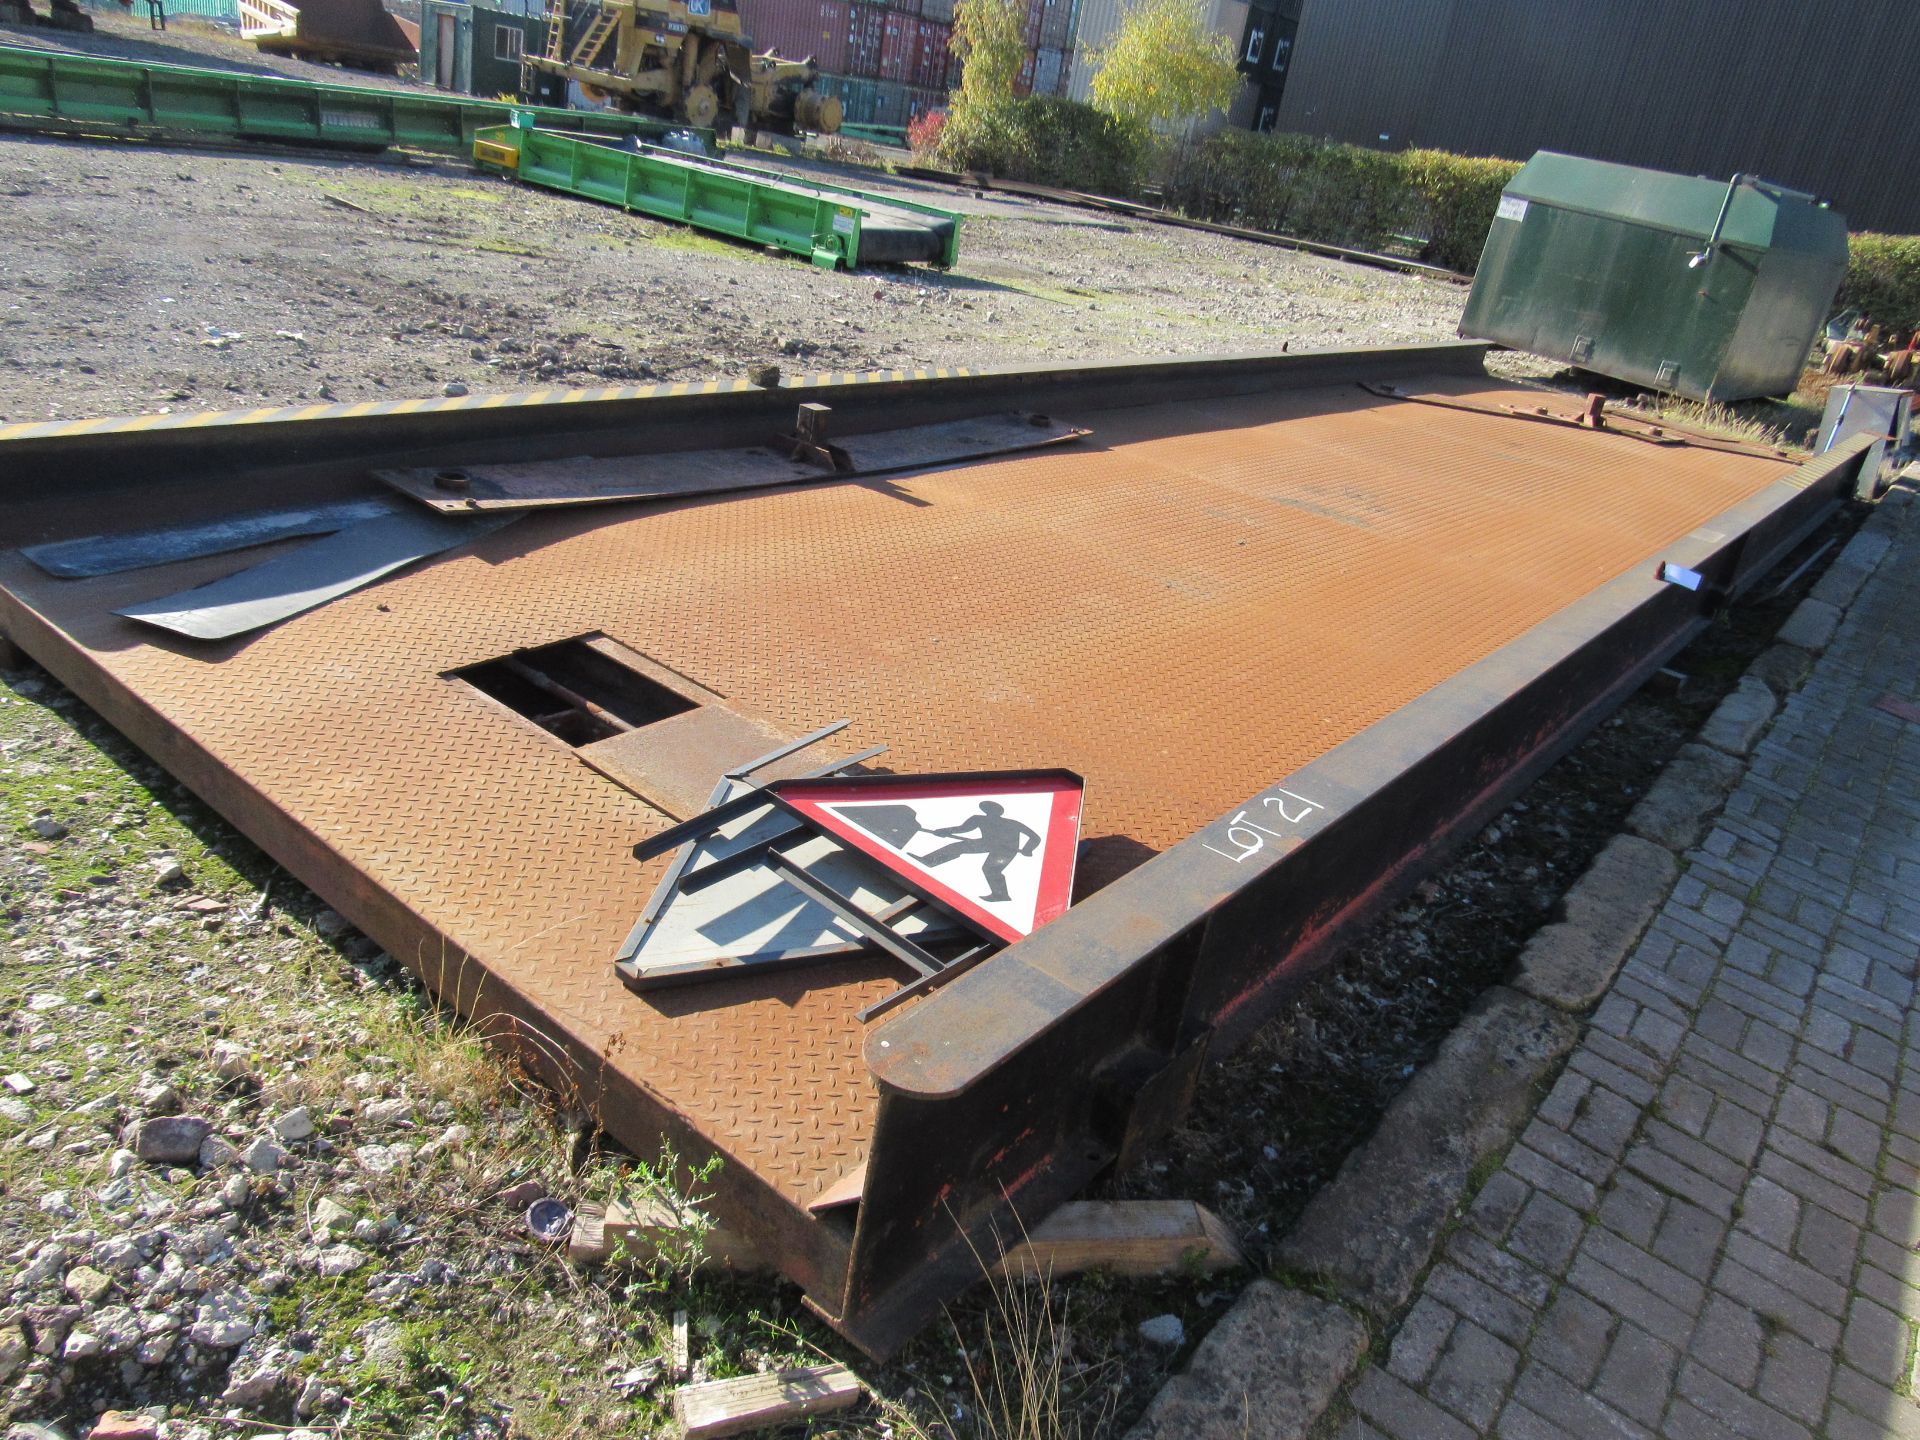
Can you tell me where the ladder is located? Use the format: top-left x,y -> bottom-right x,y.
524,0 -> 566,91
568,5 -> 618,69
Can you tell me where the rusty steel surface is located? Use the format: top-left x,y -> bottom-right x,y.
0,362 -> 1813,1336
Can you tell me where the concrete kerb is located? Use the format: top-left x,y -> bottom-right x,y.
1625,745 -> 1744,852
1698,675 -> 1779,756
1126,1282 -> 1370,1440
1123,493 -> 1897,1440
1272,987 -> 1579,1320
1513,835 -> 1679,1011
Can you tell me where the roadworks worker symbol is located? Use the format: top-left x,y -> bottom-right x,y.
776,771 -> 1084,943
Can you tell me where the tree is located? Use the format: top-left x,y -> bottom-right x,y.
1087,0 -> 1240,135
950,0 -> 1027,113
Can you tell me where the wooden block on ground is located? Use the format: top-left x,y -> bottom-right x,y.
567,1202 -> 609,1265
674,1364 -> 862,1438
993,1200 -> 1244,1281
604,1195 -> 765,1271
671,1308 -> 690,1381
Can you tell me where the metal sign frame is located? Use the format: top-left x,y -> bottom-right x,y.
622,767 -> 1084,1021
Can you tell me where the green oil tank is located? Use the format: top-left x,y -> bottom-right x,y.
1459,152 -> 1849,403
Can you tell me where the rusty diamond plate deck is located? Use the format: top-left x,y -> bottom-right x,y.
0,374 -> 1791,1215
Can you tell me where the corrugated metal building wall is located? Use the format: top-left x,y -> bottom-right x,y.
1272,0 -> 1920,232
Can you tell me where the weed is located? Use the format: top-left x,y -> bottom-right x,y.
948,1214 -> 1116,1440
600,1141 -> 725,1292
1465,1145 -> 1510,1195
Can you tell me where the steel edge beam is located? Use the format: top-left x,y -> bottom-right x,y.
0,341 -> 1491,495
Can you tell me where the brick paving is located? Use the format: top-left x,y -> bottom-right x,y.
1338,491 -> 1920,1440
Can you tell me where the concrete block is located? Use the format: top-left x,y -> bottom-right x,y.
1699,677 -> 1778,757
1837,528 -> 1893,572
1626,745 -> 1744,853
1775,598 -> 1841,652
1125,1281 -> 1368,1440
1273,989 -> 1578,1320
1516,836 -> 1680,1010
1807,532 -> 1887,609
1810,562 -> 1874,610
1746,644 -> 1813,696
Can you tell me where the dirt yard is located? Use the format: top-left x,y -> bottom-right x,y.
0,15 -> 1466,426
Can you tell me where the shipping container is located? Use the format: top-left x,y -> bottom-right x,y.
817,72 -> 943,124
1033,0 -> 1070,50
888,0 -> 921,16
819,72 -> 875,122
919,0 -> 951,21
911,17 -> 952,90
741,0 -> 850,68
846,1 -> 886,76
878,9 -> 915,79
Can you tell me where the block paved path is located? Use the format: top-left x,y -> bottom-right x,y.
1339,490 -> 1920,1440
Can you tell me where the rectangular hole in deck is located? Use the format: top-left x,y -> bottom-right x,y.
450,636 -> 698,746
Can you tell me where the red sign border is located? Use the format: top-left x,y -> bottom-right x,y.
771,769 -> 1084,944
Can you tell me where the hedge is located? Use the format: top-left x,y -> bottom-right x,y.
933,95 -> 1147,198
1160,130 -> 1519,273
937,110 -> 1920,323
1839,233 -> 1920,334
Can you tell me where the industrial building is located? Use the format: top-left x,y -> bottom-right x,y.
1258,0 -> 1920,232
419,0 -> 551,100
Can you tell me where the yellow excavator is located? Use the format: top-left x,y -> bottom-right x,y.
523,0 -> 843,135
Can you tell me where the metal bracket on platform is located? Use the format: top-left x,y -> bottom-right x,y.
773,403 -> 853,473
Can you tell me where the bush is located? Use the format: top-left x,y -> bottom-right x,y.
1162,129 -> 1517,271
907,108 -> 948,159
934,95 -> 1148,195
1839,232 -> 1920,333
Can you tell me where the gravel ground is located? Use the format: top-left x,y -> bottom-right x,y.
0,15 -> 1465,426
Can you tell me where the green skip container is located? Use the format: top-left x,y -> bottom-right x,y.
1459,152 -> 1849,403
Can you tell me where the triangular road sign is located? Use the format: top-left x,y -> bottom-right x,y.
774,770 -> 1084,944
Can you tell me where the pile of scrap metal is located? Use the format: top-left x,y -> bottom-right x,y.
1823,314 -> 1920,387
24,404 -> 1079,642
523,0 -> 842,134
0,345 -> 1882,1355
239,0 -> 418,71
